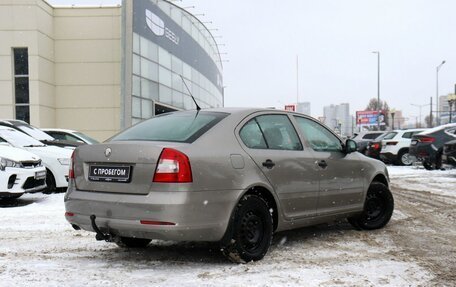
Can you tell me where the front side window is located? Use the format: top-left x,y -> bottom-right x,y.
239,114 -> 302,150
294,116 -> 342,152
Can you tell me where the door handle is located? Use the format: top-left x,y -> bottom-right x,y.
262,159 -> 275,169
316,160 -> 328,169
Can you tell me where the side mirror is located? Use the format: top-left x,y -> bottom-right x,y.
345,139 -> 357,154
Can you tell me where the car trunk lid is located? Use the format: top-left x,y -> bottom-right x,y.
73,141 -> 185,195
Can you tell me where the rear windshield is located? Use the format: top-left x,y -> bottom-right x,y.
362,133 -> 383,140
110,111 -> 228,143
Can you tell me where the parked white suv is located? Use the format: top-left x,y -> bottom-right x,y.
380,128 -> 426,165
0,143 -> 46,199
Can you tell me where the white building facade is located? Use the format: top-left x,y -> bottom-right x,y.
323,103 -> 353,137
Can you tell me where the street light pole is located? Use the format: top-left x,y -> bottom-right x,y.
436,60 -> 446,126
411,103 -> 430,128
372,51 -> 380,130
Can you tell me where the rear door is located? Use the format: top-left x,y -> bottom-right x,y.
237,113 -> 320,219
292,116 -> 365,215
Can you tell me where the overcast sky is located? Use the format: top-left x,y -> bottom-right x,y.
49,0 -> 456,124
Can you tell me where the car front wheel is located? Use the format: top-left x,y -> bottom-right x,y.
348,182 -> 394,230
221,194 -> 273,263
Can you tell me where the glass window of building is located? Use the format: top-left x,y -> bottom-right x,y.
13,48 -> 29,123
158,46 -> 171,69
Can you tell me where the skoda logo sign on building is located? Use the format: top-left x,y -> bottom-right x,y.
145,9 -> 164,36
145,9 -> 180,45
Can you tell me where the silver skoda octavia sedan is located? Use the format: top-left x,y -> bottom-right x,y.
65,108 -> 393,262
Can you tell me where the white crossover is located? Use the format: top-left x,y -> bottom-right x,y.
0,143 -> 46,198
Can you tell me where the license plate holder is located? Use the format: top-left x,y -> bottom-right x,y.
88,165 -> 131,183
35,170 -> 46,180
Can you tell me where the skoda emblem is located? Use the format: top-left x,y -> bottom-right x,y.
105,148 -> 112,158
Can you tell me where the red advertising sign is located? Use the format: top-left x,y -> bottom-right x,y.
356,110 -> 386,126
284,105 -> 296,111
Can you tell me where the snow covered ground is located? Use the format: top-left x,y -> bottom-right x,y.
0,166 -> 455,286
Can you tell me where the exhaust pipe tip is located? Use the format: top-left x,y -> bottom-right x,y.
71,224 -> 81,230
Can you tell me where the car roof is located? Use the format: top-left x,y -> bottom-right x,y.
419,123 -> 456,135
0,125 -> 17,131
389,128 -> 427,133
164,107 -> 317,120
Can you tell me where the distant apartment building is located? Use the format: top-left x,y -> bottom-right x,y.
296,102 -> 311,116
323,103 -> 352,137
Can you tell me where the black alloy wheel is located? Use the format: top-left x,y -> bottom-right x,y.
348,182 -> 394,230
221,194 -> 273,263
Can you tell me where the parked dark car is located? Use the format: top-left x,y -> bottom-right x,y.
409,123 -> 456,170
442,139 -> 456,167
351,131 -> 385,154
365,133 -> 388,159
0,120 -> 82,148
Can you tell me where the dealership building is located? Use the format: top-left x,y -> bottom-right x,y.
0,0 -> 224,140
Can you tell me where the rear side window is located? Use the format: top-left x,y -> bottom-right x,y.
111,111 -> 228,143
402,132 -> 413,139
239,119 -> 267,149
363,133 -> 383,139
239,114 -> 302,150
383,132 -> 397,140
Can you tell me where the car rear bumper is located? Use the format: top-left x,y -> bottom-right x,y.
409,145 -> 435,162
64,187 -> 244,242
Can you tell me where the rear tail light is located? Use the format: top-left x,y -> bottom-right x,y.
373,143 -> 380,149
418,137 -> 435,143
153,148 -> 192,183
386,141 -> 398,146
69,151 -> 75,179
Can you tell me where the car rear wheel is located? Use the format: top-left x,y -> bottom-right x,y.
115,237 -> 151,248
221,194 -> 273,263
397,150 -> 412,166
348,182 -> 394,230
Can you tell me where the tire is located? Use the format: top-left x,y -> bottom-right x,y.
397,150 -> 412,166
115,237 -> 151,248
43,169 -> 56,194
348,182 -> 394,230
435,151 -> 443,170
221,194 -> 273,263
423,161 -> 434,170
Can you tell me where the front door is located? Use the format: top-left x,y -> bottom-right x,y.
238,113 -> 320,219
292,116 -> 365,215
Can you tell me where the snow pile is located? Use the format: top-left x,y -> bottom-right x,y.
1,166 -> 454,286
